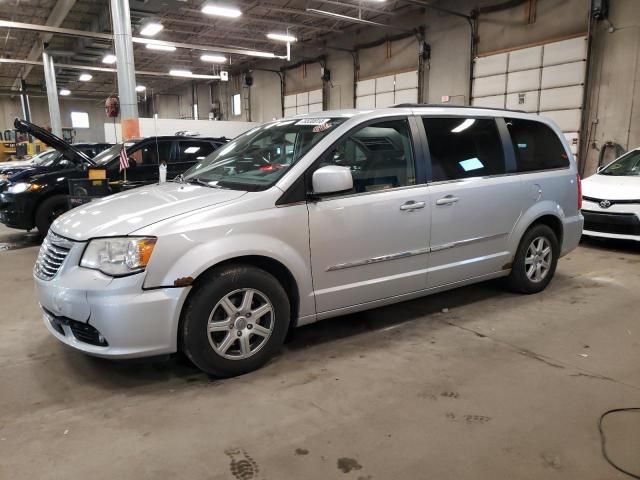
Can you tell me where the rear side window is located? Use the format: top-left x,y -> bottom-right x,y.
178,141 -> 216,162
131,141 -> 173,165
505,118 -> 569,172
422,117 -> 505,182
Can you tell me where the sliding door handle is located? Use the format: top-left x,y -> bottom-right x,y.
436,195 -> 459,206
400,201 -> 426,211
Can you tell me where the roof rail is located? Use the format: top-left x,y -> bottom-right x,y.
391,103 -> 526,113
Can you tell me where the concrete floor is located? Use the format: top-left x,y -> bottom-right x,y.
0,223 -> 639,480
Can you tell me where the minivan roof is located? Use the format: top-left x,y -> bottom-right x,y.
286,105 -> 533,120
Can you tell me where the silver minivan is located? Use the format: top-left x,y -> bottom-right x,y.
34,106 -> 583,376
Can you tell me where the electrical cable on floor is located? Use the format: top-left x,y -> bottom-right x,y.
598,408 -> 640,479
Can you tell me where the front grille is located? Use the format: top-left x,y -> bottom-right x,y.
583,196 -> 640,206
34,232 -> 74,280
582,210 -> 640,236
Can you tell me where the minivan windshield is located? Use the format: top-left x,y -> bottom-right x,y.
92,142 -> 136,166
600,150 -> 640,176
183,118 -> 346,190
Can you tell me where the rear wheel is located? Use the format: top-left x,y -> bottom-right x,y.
35,195 -> 68,236
507,224 -> 559,294
181,265 -> 290,377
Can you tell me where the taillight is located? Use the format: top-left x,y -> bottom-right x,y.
577,173 -> 582,210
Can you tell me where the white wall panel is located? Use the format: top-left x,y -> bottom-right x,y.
540,85 -> 584,110
394,88 -> 418,104
507,69 -> 540,93
474,53 -> 508,77
308,89 -> 323,104
472,94 -> 505,109
395,71 -> 418,90
375,91 -> 395,107
356,94 -> 376,109
472,74 -> 506,97
375,75 -> 395,93
543,37 -> 587,66
506,91 -> 539,112
508,46 -> 542,71
540,109 -> 582,132
357,79 -> 375,96
541,61 -> 585,88
308,103 -> 323,113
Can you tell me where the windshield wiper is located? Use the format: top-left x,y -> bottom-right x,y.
186,177 -> 219,188
174,173 -> 185,183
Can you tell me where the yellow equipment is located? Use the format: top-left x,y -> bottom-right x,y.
0,128 -> 47,162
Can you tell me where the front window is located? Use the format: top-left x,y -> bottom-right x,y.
183,118 -> 347,190
92,142 -> 136,166
600,150 -> 640,176
32,150 -> 60,166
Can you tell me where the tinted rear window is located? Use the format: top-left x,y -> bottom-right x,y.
422,117 -> 505,181
505,118 -> 569,172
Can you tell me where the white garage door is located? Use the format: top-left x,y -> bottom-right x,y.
356,71 -> 418,109
284,89 -> 323,117
472,36 -> 587,157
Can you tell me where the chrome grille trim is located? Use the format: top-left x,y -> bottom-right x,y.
34,232 -> 74,280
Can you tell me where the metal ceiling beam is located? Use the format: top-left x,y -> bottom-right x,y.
309,0 -> 396,16
10,0 -> 77,88
305,9 -> 414,32
400,0 -> 472,20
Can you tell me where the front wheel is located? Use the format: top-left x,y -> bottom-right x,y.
507,224 -> 559,294
181,265 -> 290,377
35,195 -> 68,236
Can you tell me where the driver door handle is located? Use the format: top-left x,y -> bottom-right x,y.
400,200 -> 426,211
436,195 -> 459,206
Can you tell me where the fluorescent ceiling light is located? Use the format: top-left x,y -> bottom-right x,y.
245,50 -> 276,58
170,69 -> 193,77
201,4 -> 242,17
102,54 -> 117,64
59,89 -> 71,96
78,73 -> 92,81
451,118 -> 475,133
146,43 -> 176,51
201,54 -> 227,63
135,85 -> 146,92
267,33 -> 297,42
140,21 -> 163,37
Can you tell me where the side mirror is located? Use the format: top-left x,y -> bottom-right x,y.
312,165 -> 353,195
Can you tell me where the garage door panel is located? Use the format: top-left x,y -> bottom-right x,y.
507,69 -> 540,93
296,92 -> 309,106
357,79 -> 375,97
394,88 -> 418,104
564,132 -> 580,155
540,85 -> 584,111
284,107 -> 296,117
539,109 -> 582,132
473,74 -> 506,97
356,94 -> 376,109
284,95 -> 296,108
506,91 -> 539,112
541,62 -> 585,89
308,89 -> 323,104
375,75 -> 395,93
375,91 -> 395,108
508,46 -> 542,71
296,104 -> 309,114
474,53 -> 508,77
308,103 -> 323,113
543,37 -> 587,66
472,94 -> 505,109
395,71 -> 418,90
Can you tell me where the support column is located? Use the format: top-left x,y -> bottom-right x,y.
42,51 -> 62,137
110,0 -> 140,140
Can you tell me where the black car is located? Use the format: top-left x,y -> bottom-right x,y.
0,119 -> 228,235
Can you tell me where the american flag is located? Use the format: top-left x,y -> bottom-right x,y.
119,145 -> 129,172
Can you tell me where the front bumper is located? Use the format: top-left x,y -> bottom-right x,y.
35,239 -> 190,359
581,202 -> 640,242
0,191 -> 36,229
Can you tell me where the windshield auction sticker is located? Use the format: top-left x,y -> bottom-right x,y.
295,118 -> 331,126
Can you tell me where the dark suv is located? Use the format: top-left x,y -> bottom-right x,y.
0,119 -> 228,235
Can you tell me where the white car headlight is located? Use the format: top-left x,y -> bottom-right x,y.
7,182 -> 42,194
80,237 -> 157,276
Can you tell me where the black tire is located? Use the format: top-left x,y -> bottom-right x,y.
35,195 -> 69,236
181,264 -> 290,377
507,224 -> 559,294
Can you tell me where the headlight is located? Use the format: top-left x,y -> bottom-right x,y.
80,237 -> 157,276
7,182 -> 42,194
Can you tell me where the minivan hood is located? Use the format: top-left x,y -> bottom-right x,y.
582,173 -> 640,200
52,182 -> 247,241
13,118 -> 93,165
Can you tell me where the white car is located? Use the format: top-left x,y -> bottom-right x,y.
582,148 -> 640,241
33,106 -> 583,377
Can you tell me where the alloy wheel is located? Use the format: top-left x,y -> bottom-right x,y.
524,236 -> 552,283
